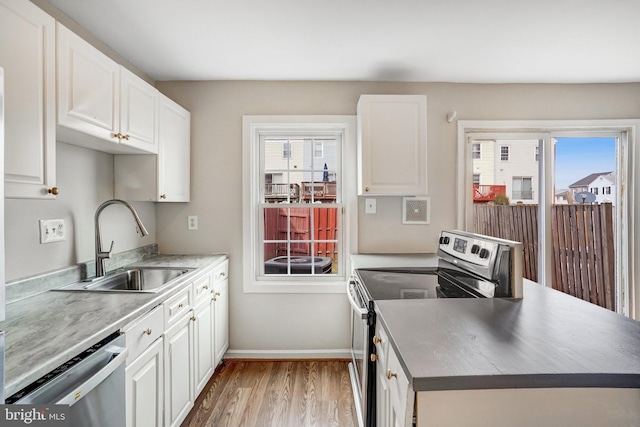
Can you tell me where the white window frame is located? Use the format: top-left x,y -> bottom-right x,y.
243,115 -> 357,293
458,119 -> 640,319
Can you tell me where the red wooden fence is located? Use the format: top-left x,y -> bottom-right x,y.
263,208 -> 338,261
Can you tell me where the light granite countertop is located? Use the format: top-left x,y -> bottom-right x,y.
0,253 -> 227,398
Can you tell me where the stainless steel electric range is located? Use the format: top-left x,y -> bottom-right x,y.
347,230 -> 523,427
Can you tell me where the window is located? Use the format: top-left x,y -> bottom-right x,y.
535,146 -> 539,161
243,115 -> 356,293
282,141 -> 291,159
314,140 -> 324,158
592,187 -> 599,195
472,143 -> 481,159
472,174 -> 481,185
512,177 -> 533,200
460,120 -> 636,318
500,146 -> 510,161
604,186 -> 611,195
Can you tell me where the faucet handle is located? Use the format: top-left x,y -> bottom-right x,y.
101,240 -> 114,259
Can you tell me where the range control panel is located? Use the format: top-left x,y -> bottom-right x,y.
438,230 -> 498,268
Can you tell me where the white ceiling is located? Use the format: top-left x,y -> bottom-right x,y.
47,0 -> 640,83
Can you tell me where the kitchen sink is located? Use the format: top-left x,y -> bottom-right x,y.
56,266 -> 195,293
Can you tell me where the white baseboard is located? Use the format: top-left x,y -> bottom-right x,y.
223,348 -> 352,359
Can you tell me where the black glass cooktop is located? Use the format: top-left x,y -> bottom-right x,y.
356,262 -> 497,300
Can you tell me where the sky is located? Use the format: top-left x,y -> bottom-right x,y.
554,137 -> 616,190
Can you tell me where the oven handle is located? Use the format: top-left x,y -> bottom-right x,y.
347,280 -> 368,319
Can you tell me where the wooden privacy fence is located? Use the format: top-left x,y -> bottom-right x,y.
263,208 -> 338,261
474,204 -> 616,311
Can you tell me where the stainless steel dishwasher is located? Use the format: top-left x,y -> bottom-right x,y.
6,332 -> 128,427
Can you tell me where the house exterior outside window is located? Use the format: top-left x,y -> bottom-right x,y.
512,177 -> 533,200
314,140 -> 324,158
472,143 -> 481,159
500,145 -> 510,161
282,141 -> 291,159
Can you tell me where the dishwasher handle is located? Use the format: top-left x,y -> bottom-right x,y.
56,346 -> 128,407
347,280 -> 368,319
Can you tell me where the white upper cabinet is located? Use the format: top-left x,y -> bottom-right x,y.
120,67 -> 158,153
114,93 -> 190,202
357,95 -> 427,196
157,93 -> 190,201
57,22 -> 119,146
0,0 -> 57,199
56,23 -> 158,154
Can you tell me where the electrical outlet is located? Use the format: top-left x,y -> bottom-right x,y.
39,219 -> 66,244
188,215 -> 198,230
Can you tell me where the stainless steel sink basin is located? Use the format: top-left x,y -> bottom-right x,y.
56,266 -> 194,293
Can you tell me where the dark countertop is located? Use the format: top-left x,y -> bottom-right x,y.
375,280 -> 640,391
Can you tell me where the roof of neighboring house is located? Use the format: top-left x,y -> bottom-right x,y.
569,172 -> 613,188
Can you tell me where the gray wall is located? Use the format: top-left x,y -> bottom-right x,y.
6,143 -> 156,282
155,80 -> 640,353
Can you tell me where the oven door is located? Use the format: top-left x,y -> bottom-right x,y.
347,277 -> 369,427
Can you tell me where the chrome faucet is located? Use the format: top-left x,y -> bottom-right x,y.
95,199 -> 149,277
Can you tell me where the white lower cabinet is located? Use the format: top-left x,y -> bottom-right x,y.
164,311 -> 195,427
193,296 -> 215,395
124,305 -> 164,427
213,272 -> 229,366
124,258 -> 229,427
126,337 -> 164,427
375,322 -> 414,427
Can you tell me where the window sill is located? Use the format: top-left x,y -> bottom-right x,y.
243,278 -> 347,294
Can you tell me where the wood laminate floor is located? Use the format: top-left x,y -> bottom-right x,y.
181,360 -> 359,427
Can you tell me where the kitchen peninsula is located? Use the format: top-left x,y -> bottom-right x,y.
381,283 -> 640,426
353,255 -> 640,427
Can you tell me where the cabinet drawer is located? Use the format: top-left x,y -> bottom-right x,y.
213,259 -> 228,283
374,322 -> 389,369
193,272 -> 213,305
124,305 -> 164,365
163,285 -> 192,329
387,346 -> 410,425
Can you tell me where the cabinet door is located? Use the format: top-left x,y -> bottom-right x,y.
0,0 -> 56,199
213,278 -> 229,366
376,360 -> 392,427
357,95 -> 427,195
120,67 -> 158,153
57,22 -> 120,144
164,313 -> 194,427
126,337 -> 164,427
157,94 -> 190,202
193,298 -> 214,395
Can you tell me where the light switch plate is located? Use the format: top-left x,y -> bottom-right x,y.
40,219 -> 66,243
365,198 -> 376,214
